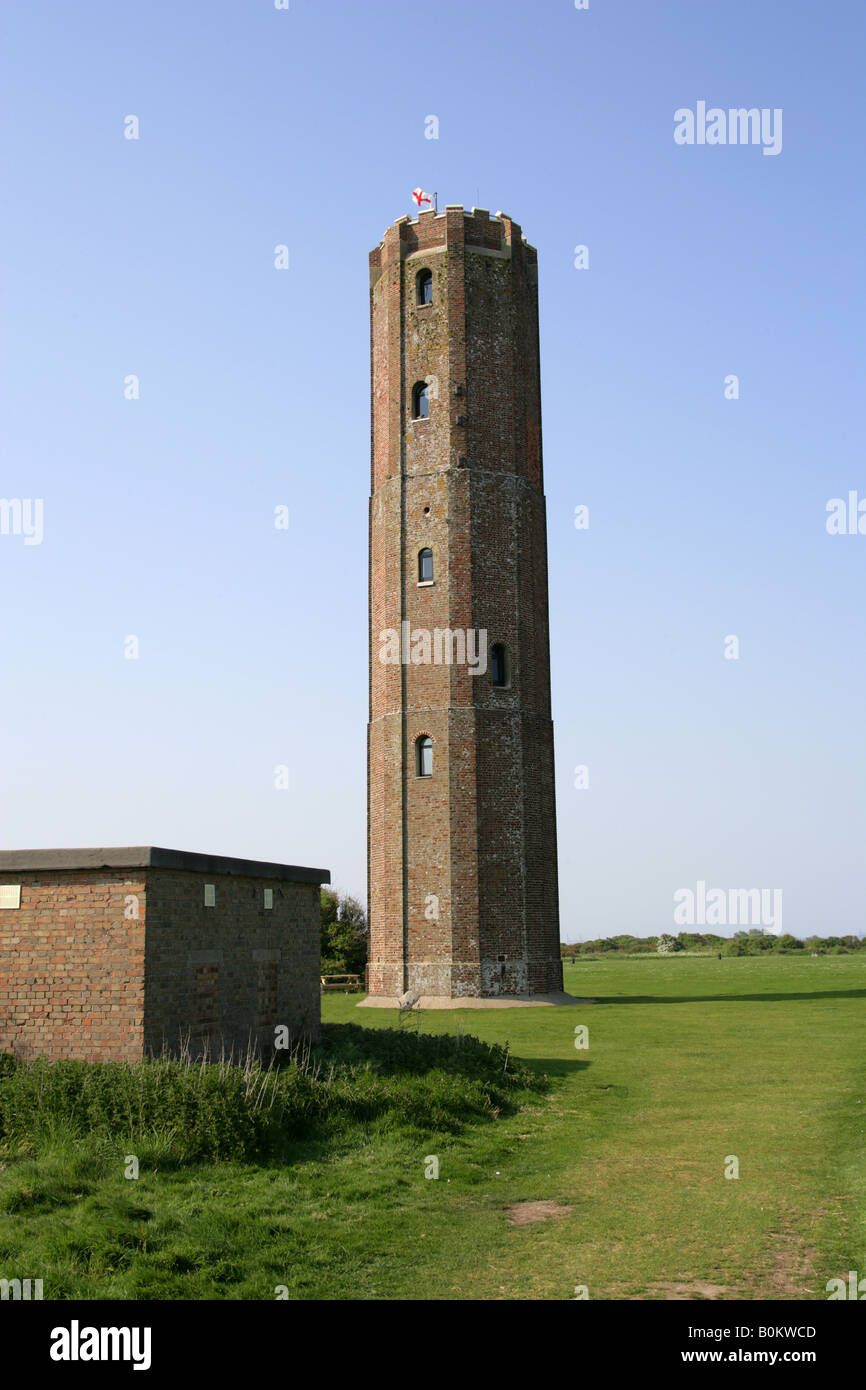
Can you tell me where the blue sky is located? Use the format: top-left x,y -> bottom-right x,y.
1,0 -> 863,940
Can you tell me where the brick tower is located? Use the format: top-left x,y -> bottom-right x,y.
366,206 -> 562,1001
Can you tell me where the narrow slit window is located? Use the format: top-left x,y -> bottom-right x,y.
416,268 -> 433,305
412,381 -> 430,419
415,735 -> 433,777
491,643 -> 508,687
418,548 -> 434,583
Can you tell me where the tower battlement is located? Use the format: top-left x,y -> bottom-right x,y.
369,206 -> 535,287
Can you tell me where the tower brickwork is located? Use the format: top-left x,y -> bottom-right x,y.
367,206 -> 562,998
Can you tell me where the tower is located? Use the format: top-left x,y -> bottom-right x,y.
367,206 -> 562,1000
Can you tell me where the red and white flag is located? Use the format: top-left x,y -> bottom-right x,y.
411,187 -> 432,207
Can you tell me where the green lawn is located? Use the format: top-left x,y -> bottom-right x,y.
1,954 -> 864,1299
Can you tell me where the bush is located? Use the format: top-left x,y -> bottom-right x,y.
321,890 -> 368,975
656,934 -> 683,954
0,1025 -> 546,1166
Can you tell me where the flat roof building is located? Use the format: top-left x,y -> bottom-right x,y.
0,847 -> 330,1062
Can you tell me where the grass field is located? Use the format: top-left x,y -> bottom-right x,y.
1,953 -> 864,1299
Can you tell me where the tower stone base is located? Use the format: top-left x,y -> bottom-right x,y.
357,990 -> 588,1010
366,955 -> 564,1000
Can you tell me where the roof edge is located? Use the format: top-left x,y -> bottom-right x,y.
0,847 -> 330,885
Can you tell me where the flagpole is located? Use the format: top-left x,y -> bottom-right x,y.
434,191 -> 438,213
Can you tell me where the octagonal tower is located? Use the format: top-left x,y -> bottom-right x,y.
366,205 -> 562,1000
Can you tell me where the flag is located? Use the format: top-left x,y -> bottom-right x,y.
412,188 -> 432,207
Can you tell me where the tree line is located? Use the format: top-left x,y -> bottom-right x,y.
560,930 -> 864,958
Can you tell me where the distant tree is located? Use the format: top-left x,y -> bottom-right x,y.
723,936 -> 767,956
321,888 -> 339,928
676,932 -> 726,951
321,890 -> 368,975
730,930 -> 774,955
773,934 -> 804,951
656,933 -> 683,954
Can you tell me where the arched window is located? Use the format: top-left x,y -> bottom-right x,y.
491,643 -> 508,687
412,381 -> 430,419
416,268 -> 433,305
418,547 -> 434,583
415,735 -> 433,777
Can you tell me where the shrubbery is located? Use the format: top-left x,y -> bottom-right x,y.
321,890 -> 367,976
0,1025 -> 545,1166
656,934 -> 683,955
563,931 -> 863,956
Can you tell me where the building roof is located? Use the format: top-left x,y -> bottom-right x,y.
0,847 -> 330,884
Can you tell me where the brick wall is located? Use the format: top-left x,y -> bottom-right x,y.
0,869 -> 146,1063
0,861 -> 322,1062
143,869 -> 320,1054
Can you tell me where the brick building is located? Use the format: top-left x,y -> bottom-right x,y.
366,206 -> 562,1001
0,847 -> 329,1062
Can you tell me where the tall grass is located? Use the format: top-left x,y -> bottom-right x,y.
0,1024 -> 545,1166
